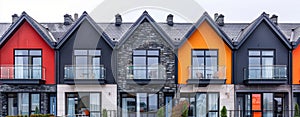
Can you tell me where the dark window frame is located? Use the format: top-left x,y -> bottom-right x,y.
191,49 -> 219,79
13,49 -> 42,79
121,92 -> 159,117
73,49 -> 102,66
7,92 -> 41,116
65,92 -> 101,116
132,49 -> 160,79
248,49 -> 275,66
193,92 -> 219,117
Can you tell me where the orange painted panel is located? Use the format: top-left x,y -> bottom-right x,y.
293,46 -> 300,84
0,21 -> 55,84
252,94 -> 261,110
253,112 -> 262,117
178,20 -> 232,84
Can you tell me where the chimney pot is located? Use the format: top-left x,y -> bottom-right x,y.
12,14 -> 19,24
64,14 -> 73,25
216,14 -> 224,26
270,14 -> 278,25
167,14 -> 174,26
74,13 -> 79,21
115,14 -> 122,26
214,13 -> 218,21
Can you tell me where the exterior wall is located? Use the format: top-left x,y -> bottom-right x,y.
0,21 -> 55,84
0,85 -> 56,116
58,19 -> 114,84
116,20 -> 176,114
178,21 -> 232,84
56,84 -> 117,116
234,21 -> 290,84
116,21 -> 176,88
293,45 -> 300,84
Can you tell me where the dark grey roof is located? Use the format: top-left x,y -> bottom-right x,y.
0,12 -> 57,48
0,23 -> 11,38
97,22 -> 192,45
219,23 -> 248,41
40,23 -> 72,40
56,11 -> 114,49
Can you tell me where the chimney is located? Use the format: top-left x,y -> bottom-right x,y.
270,14 -> 278,25
167,14 -> 174,26
214,13 -> 218,21
115,14 -> 122,26
64,14 -> 73,25
216,14 -> 224,26
12,14 -> 19,24
74,13 -> 78,21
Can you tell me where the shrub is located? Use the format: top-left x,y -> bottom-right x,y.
102,109 -> 108,117
156,106 -> 165,117
295,103 -> 300,117
221,106 -> 227,117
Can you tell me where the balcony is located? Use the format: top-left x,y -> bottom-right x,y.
244,65 -> 287,85
187,65 -> 226,85
0,65 -> 45,84
64,65 -> 106,84
126,65 -> 167,85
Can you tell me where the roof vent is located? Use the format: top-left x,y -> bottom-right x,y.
64,14 -> 74,25
115,14 -> 122,26
215,14 -> 224,26
12,14 -> 19,24
167,14 -> 174,26
270,14 -> 278,25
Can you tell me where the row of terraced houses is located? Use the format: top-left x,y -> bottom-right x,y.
0,10 -> 300,117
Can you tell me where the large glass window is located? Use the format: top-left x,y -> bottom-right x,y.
132,50 -> 159,79
14,50 -> 42,79
121,93 -> 158,117
196,93 -> 219,117
72,50 -> 102,79
8,93 -> 40,116
66,93 -> 101,117
192,50 -> 218,79
180,94 -> 195,117
248,50 -> 274,79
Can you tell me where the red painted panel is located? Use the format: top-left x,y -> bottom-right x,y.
0,21 -> 55,84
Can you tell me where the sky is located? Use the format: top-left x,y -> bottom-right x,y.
0,0 -> 299,23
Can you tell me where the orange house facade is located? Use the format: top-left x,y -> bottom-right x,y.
177,13 -> 234,117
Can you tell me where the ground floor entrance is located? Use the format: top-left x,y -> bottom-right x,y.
236,93 -> 288,117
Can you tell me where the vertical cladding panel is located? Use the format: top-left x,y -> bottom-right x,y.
0,21 -> 55,84
178,21 -> 232,84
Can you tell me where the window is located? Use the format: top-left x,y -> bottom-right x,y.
8,93 -> 40,116
248,50 -> 274,79
132,50 -> 159,79
121,93 -> 158,117
66,93 -> 101,117
196,93 -> 219,117
14,50 -> 42,79
192,50 -> 218,79
68,50 -> 103,79
180,94 -> 196,117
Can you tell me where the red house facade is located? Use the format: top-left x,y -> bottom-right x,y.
0,12 -> 56,116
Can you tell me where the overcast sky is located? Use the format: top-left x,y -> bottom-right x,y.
0,0 -> 299,23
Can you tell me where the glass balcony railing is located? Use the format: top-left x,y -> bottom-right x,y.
189,65 -> 226,79
0,65 -> 45,80
244,65 -> 287,80
126,65 -> 166,79
64,65 -> 105,79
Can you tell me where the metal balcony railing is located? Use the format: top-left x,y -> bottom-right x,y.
64,65 -> 105,79
0,65 -> 45,80
126,65 -> 166,79
244,65 -> 287,80
189,65 -> 226,79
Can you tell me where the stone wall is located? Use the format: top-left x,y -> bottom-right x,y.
0,85 -> 56,117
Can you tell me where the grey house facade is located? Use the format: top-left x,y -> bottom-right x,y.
55,12 -> 117,116
114,11 -> 178,117
231,13 -> 292,117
